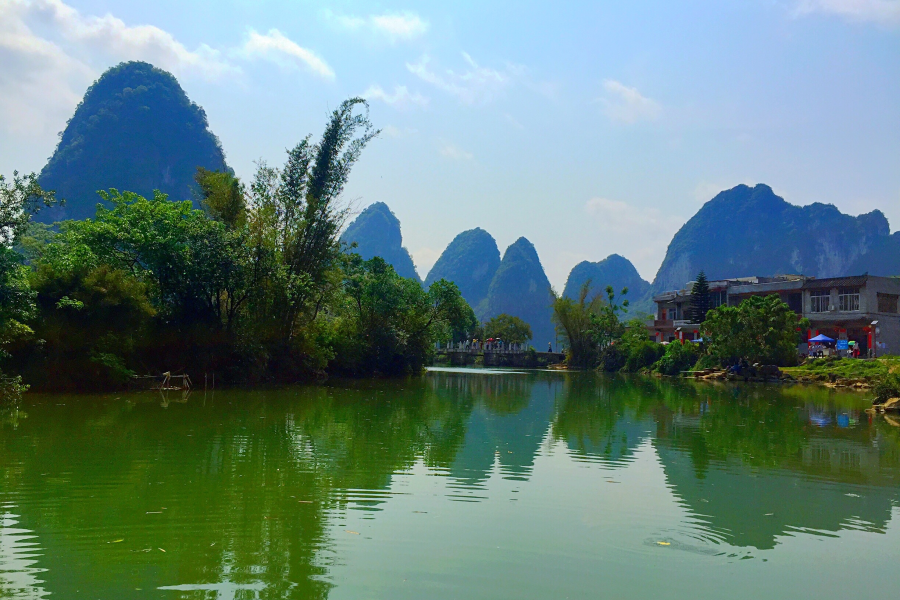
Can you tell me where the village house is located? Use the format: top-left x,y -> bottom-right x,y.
650,274 -> 900,356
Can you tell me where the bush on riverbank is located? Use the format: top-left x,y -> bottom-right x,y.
873,372 -> 900,403
653,341 -> 700,377
0,100 -> 477,393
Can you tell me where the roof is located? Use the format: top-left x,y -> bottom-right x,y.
802,275 -> 869,290
729,279 -> 806,295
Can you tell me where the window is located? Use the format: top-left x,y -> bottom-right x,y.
838,288 -> 860,312
810,290 -> 830,313
787,293 -> 803,314
878,293 -> 899,314
710,291 -> 727,309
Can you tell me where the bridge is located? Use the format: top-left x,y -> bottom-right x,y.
434,344 -> 566,368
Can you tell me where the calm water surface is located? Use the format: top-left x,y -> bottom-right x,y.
2,369 -> 899,599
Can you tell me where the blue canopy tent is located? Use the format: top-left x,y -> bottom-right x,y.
809,334 -> 835,343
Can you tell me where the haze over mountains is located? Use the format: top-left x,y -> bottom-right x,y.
30,62 -> 900,344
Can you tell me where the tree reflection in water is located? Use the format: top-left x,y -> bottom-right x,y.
1,372 -> 898,595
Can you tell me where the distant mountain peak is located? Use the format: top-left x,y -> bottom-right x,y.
563,254 -> 650,310
482,237 -> 555,345
341,202 -> 421,282
425,228 -> 500,307
37,61 -> 229,222
651,183 -> 897,293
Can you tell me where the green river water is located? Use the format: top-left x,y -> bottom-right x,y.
1,368 -> 899,599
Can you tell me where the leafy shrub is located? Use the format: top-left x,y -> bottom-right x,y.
873,372 -> 900,404
693,354 -> 719,371
653,342 -> 700,377
598,345 -> 625,372
624,341 -> 665,372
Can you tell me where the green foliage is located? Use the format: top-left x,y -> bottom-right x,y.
65,189 -> 251,331
195,168 -> 246,228
702,295 -> 808,366
1,171 -> 59,242
598,346 -> 626,372
786,356 -> 889,381
0,172 -> 57,390
873,372 -> 900,404
552,281 -> 628,368
26,257 -> 156,390
653,341 -> 700,377
624,342 -> 665,372
331,257 -> 472,375
608,318 -> 664,372
0,97 -> 483,390
688,271 -> 711,323
484,314 -> 532,344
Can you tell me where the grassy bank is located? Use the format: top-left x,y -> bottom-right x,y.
782,356 -> 900,387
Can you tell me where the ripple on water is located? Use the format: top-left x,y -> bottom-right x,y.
0,509 -> 49,599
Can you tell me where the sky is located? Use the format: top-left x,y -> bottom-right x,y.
2,0 -> 899,289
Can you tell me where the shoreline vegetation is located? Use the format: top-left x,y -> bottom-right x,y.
0,93 -> 895,410
0,98 -> 478,397
549,276 -> 900,408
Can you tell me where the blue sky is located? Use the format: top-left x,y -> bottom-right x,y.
2,0 -> 898,288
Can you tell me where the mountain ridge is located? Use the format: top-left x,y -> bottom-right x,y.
650,184 -> 895,294
424,228 -> 501,309
37,61 -> 229,222
341,202 -> 421,282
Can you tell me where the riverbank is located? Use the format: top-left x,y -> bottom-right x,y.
783,356 -> 900,388
681,356 -> 900,391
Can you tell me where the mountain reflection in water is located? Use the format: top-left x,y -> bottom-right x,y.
1,371 -> 898,599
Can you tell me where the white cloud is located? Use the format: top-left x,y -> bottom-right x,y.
439,142 -> 473,161
371,13 -> 429,40
363,84 -> 428,109
793,0 -> 900,25
599,80 -> 661,124
584,197 -> 685,279
407,53 -> 520,105
324,10 -> 428,42
0,0 -> 241,135
238,29 -> 334,80
17,0 -> 235,80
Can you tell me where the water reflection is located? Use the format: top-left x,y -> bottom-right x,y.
0,506 -> 49,599
0,372 -> 898,597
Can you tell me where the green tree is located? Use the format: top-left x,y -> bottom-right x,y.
195,168 -> 246,228
616,317 -> 664,372
245,98 -> 379,344
333,256 -> 473,375
552,281 -> 628,368
484,314 -> 532,344
0,171 -> 58,397
1,171 -> 59,243
653,341 -> 700,376
688,270 -> 711,323
701,294 -> 809,366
